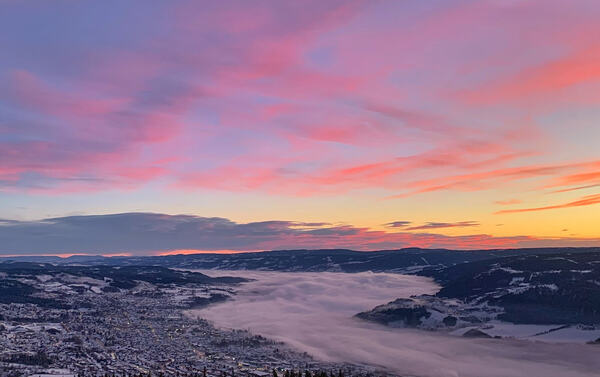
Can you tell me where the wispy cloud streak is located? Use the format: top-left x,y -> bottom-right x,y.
497,194 -> 600,214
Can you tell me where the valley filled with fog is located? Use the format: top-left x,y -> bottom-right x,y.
189,271 -> 600,377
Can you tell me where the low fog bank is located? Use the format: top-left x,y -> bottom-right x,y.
187,271 -> 600,377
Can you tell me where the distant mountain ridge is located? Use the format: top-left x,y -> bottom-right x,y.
356,249 -> 600,332
3,247 -> 600,273
3,247 -> 600,328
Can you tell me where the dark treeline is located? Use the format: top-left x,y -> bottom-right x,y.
74,368 -> 367,377
1,351 -> 52,368
279,370 -> 348,377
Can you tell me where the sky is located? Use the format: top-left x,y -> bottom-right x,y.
1,0 -> 600,255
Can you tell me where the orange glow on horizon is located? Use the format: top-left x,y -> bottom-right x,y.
156,249 -> 259,256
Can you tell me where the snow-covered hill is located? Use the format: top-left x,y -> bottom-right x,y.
356,251 -> 600,342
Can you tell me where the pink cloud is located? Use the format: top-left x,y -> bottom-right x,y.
550,184 -> 600,194
461,47 -> 600,105
548,166 -> 600,188
496,193 -> 600,214
1,0 -> 599,214
393,160 -> 600,197
7,70 -> 129,120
